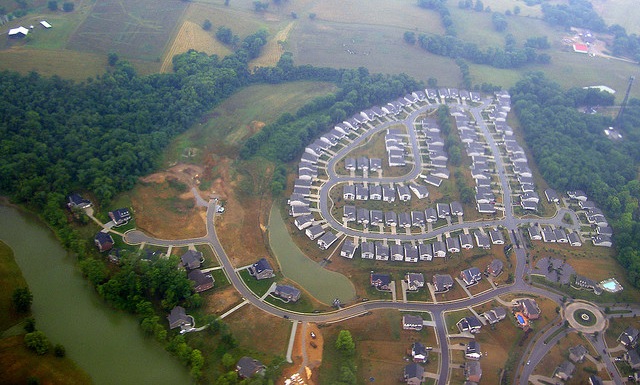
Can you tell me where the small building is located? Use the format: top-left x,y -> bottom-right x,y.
545,189 -> 560,203
355,184 -> 369,200
592,234 -> 612,247
273,285 -> 301,302
450,201 -> 464,217
481,307 -> 507,324
465,361 -> 482,383
567,190 -> 588,201
404,244 -> 419,263
409,184 -> 429,199
411,342 -> 429,363
474,231 -> 491,249
390,243 -> 404,261
406,273 -> 425,291
94,231 -> 114,252
404,362 -> 425,385
432,241 -> 446,258
397,185 -> 412,201
518,298 -> 541,320
411,211 -> 426,227
433,274 -> 454,292
236,356 -> 266,379
295,214 -> 315,230
425,208 -> 438,223
371,273 -> 391,291
8,26 -> 29,38
568,344 -> 588,363
187,269 -> 214,292
67,193 -> 92,209
369,185 -> 382,200
528,226 -> 542,241
40,20 -> 52,29
181,250 -> 204,270
436,203 -> 451,218
317,232 -> 338,250
340,239 -> 357,259
568,232 -> 582,247
465,340 -> 481,360
109,208 -> 132,226
457,316 -> 482,333
625,349 -> 640,370
618,327 -> 640,348
489,229 -> 505,245
167,306 -> 192,330
306,224 -> 325,240
459,233 -> 473,249
554,360 -> 575,381
418,243 -> 433,261
248,258 -> 275,280
460,267 -> 482,286
361,242 -> 374,259
343,185 -> 355,200
486,259 -> 503,277
403,314 -> 424,331
446,236 -> 461,253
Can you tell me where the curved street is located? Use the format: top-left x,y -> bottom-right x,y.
122,99 -> 630,385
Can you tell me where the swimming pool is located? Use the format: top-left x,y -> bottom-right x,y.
515,312 -> 529,327
600,278 -> 623,293
516,314 -> 525,324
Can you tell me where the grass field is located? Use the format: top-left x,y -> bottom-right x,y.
593,0 -> 640,35
67,0 -> 188,62
0,241 -> 28,331
0,335 -> 93,385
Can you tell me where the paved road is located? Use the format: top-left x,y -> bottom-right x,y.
122,100 -> 630,385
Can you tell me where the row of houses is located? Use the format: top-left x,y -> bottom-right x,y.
420,117 -> 449,171
341,228 -> 505,261
566,190 -> 613,248
433,87 -> 481,103
386,128 -> 408,167
342,182 -> 429,202
344,156 -> 382,174
341,202 -> 463,228
527,225 -> 582,246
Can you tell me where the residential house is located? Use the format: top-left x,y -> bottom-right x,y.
481,307 -> 507,324
573,275 -> 599,294
181,250 -> 204,270
289,205 -> 311,217
355,184 -> 369,200
167,306 -> 192,330
398,212 -> 412,228
370,210 -> 384,226
404,244 -> 419,263
403,314 -> 424,331
477,203 -> 496,214
474,231 -> 491,249
457,316 -> 482,333
489,229 -> 505,245
459,233 -> 474,249
317,232 -> 338,250
404,363 -> 425,385
545,189 -> 560,203
383,185 -> 396,202
528,226 -> 542,241
273,285 -> 301,302
411,342 -> 429,363
391,243 -> 405,261
248,258 -> 275,280
67,193 -> 92,209
356,208 -> 370,226
294,178 -> 312,189
418,243 -> 433,261
465,361 -> 482,383
369,185 -> 382,200
446,236 -> 461,253
625,349 -> 640,370
343,185 -> 355,200
436,203 -> 451,218
406,273 -> 425,291
340,240 -> 357,259
188,269 -> 214,292
369,158 -> 382,172
541,227 -> 557,243
486,259 -> 504,277
375,242 -> 390,261
361,242 -> 375,259
425,208 -> 438,223
411,211 -> 426,227
465,340 -> 481,360
518,298 -> 541,320
371,273 -> 392,291
460,267 -> 482,286
433,274 -> 454,292
385,211 -> 398,227
589,375 -> 604,385
553,361 -> 575,381
294,214 -> 314,230
568,232 -> 582,247
356,156 -> 369,172
432,241 -> 447,258
423,175 -> 443,187
109,208 -> 131,226
450,201 -> 464,217
432,168 -> 450,179
597,225 -> 613,236
568,345 -> 588,363
567,190 -> 588,201
305,225 -> 325,240
397,185 -> 412,201
236,356 -> 266,379
94,231 -> 114,252
554,228 -> 568,243
343,205 -> 356,222
409,184 -> 430,199
521,200 -> 537,211
344,157 -> 356,171
618,327 -> 640,348
592,234 -> 612,247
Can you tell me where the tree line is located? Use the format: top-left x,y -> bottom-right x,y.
510,72 -> 640,287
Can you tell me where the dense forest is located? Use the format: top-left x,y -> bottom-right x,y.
510,73 -> 640,286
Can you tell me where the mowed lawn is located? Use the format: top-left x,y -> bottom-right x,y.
67,0 -> 188,61
593,0 -> 640,35
0,241 -> 27,331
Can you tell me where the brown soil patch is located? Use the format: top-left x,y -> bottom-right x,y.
202,286 -> 242,315
161,20 -> 233,73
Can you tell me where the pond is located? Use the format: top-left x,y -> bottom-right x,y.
268,204 -> 356,304
0,205 -> 191,385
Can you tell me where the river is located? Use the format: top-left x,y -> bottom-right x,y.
0,205 -> 191,385
268,204 -> 356,304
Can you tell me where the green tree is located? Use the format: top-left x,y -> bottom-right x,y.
202,19 -> 212,31
24,317 -> 36,333
54,344 -> 66,357
222,352 -> 235,368
62,1 -> 74,11
25,331 -> 50,355
12,287 -> 33,313
108,52 -> 119,66
48,1 -> 58,10
404,31 -> 417,45
190,349 -> 204,378
335,330 -> 355,355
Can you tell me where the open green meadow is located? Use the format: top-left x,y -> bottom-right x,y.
66,0 -> 188,62
593,0 -> 640,35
